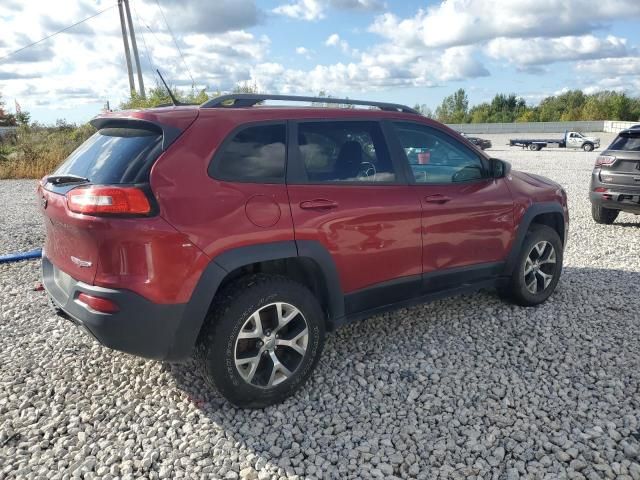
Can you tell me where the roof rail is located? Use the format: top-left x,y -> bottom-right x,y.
200,93 -> 419,114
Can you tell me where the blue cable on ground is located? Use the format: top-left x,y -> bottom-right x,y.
0,248 -> 43,264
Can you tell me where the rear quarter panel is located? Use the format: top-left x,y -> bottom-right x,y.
150,110 -> 295,261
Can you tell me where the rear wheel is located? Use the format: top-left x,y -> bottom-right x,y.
505,225 -> 563,306
196,274 -> 325,408
583,143 -> 594,152
529,144 -> 538,151
591,204 -> 619,224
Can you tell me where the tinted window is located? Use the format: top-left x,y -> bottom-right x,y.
215,124 -> 286,182
297,121 -> 395,183
609,131 -> 640,151
393,122 -> 485,184
53,128 -> 162,184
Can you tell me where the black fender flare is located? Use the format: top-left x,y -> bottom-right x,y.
503,202 -> 566,276
166,240 -> 344,361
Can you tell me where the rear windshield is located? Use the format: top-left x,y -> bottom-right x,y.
608,131 -> 640,152
53,127 -> 163,184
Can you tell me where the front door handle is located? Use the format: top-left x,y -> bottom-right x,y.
424,194 -> 452,204
299,199 -> 339,210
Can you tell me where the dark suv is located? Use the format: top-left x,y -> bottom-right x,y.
590,125 -> 640,224
39,94 -> 568,408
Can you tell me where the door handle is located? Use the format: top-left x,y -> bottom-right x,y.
423,194 -> 452,204
299,199 -> 339,210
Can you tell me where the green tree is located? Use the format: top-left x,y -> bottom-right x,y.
120,84 -> 211,110
435,88 -> 469,123
413,103 -> 433,117
0,92 -> 17,127
16,110 -> 31,126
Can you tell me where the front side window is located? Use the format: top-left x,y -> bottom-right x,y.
213,123 -> 286,183
296,121 -> 395,183
393,122 -> 486,184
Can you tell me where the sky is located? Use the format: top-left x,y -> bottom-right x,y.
0,0 -> 639,124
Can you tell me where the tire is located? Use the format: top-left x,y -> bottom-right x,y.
529,144 -> 537,151
505,224 -> 563,307
196,274 -> 325,408
583,143 -> 594,152
591,204 -> 619,224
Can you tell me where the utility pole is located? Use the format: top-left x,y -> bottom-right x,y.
117,0 -> 135,95
123,0 -> 145,98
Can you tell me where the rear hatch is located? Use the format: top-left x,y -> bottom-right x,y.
599,130 -> 640,188
39,110 -> 197,283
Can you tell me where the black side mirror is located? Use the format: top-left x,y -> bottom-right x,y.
490,158 -> 511,178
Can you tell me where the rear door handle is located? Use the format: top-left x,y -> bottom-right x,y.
299,199 -> 339,210
423,194 -> 452,204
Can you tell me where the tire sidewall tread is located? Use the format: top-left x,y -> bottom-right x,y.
196,274 -> 325,408
509,224 -> 563,307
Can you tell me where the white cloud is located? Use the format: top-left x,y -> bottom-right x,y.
487,35 -> 629,67
576,57 -> 640,76
325,33 -> 351,54
0,0 -> 270,114
273,0 -> 325,21
273,0 -> 383,21
369,0 -> 640,48
249,44 -> 488,94
329,0 -> 384,11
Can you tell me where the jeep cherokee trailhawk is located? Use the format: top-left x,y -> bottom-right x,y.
39,94 -> 568,407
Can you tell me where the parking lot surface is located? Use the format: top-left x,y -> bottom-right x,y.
1,132 -> 640,479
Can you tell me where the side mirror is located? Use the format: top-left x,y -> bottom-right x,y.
490,158 -> 511,178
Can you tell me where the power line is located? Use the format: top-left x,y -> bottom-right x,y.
0,5 -> 116,63
154,0 -> 195,87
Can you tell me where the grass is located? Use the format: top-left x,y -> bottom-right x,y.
0,123 -> 95,179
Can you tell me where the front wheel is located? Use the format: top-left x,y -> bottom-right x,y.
583,143 -> 594,152
196,274 -> 325,408
505,225 -> 563,306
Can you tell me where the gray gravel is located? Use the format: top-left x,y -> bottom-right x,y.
1,138 -> 640,479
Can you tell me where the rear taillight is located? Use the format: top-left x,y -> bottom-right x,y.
66,186 -> 151,215
77,293 -> 119,313
595,155 -> 616,166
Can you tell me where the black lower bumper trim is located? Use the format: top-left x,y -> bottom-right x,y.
42,256 -> 190,361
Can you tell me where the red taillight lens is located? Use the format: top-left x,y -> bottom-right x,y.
595,155 -> 616,166
66,186 -> 151,215
594,187 -> 608,193
77,293 -> 119,313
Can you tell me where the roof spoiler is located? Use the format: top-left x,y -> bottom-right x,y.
90,117 -> 183,151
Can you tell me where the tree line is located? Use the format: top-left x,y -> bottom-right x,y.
423,88 -> 640,124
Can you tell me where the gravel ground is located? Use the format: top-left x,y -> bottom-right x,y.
1,134 -> 640,480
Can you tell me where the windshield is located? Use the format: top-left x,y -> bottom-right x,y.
53,127 -> 162,184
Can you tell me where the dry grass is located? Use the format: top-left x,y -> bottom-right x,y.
0,124 -> 95,179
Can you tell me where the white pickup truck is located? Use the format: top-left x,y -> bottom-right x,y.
509,131 -> 601,152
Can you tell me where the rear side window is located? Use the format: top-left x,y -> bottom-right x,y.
609,131 -> 640,151
53,128 -> 162,184
212,123 -> 286,183
295,121 -> 395,183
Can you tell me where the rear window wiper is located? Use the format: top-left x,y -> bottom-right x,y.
46,174 -> 91,185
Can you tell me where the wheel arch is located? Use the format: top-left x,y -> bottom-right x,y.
166,240 -> 344,361
504,202 -> 566,276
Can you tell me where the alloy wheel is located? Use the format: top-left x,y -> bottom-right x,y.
234,302 -> 309,388
523,241 -> 557,294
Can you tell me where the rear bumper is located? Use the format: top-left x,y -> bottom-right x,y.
590,172 -> 640,214
42,255 -> 196,361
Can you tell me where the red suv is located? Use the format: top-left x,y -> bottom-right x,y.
39,94 -> 568,407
